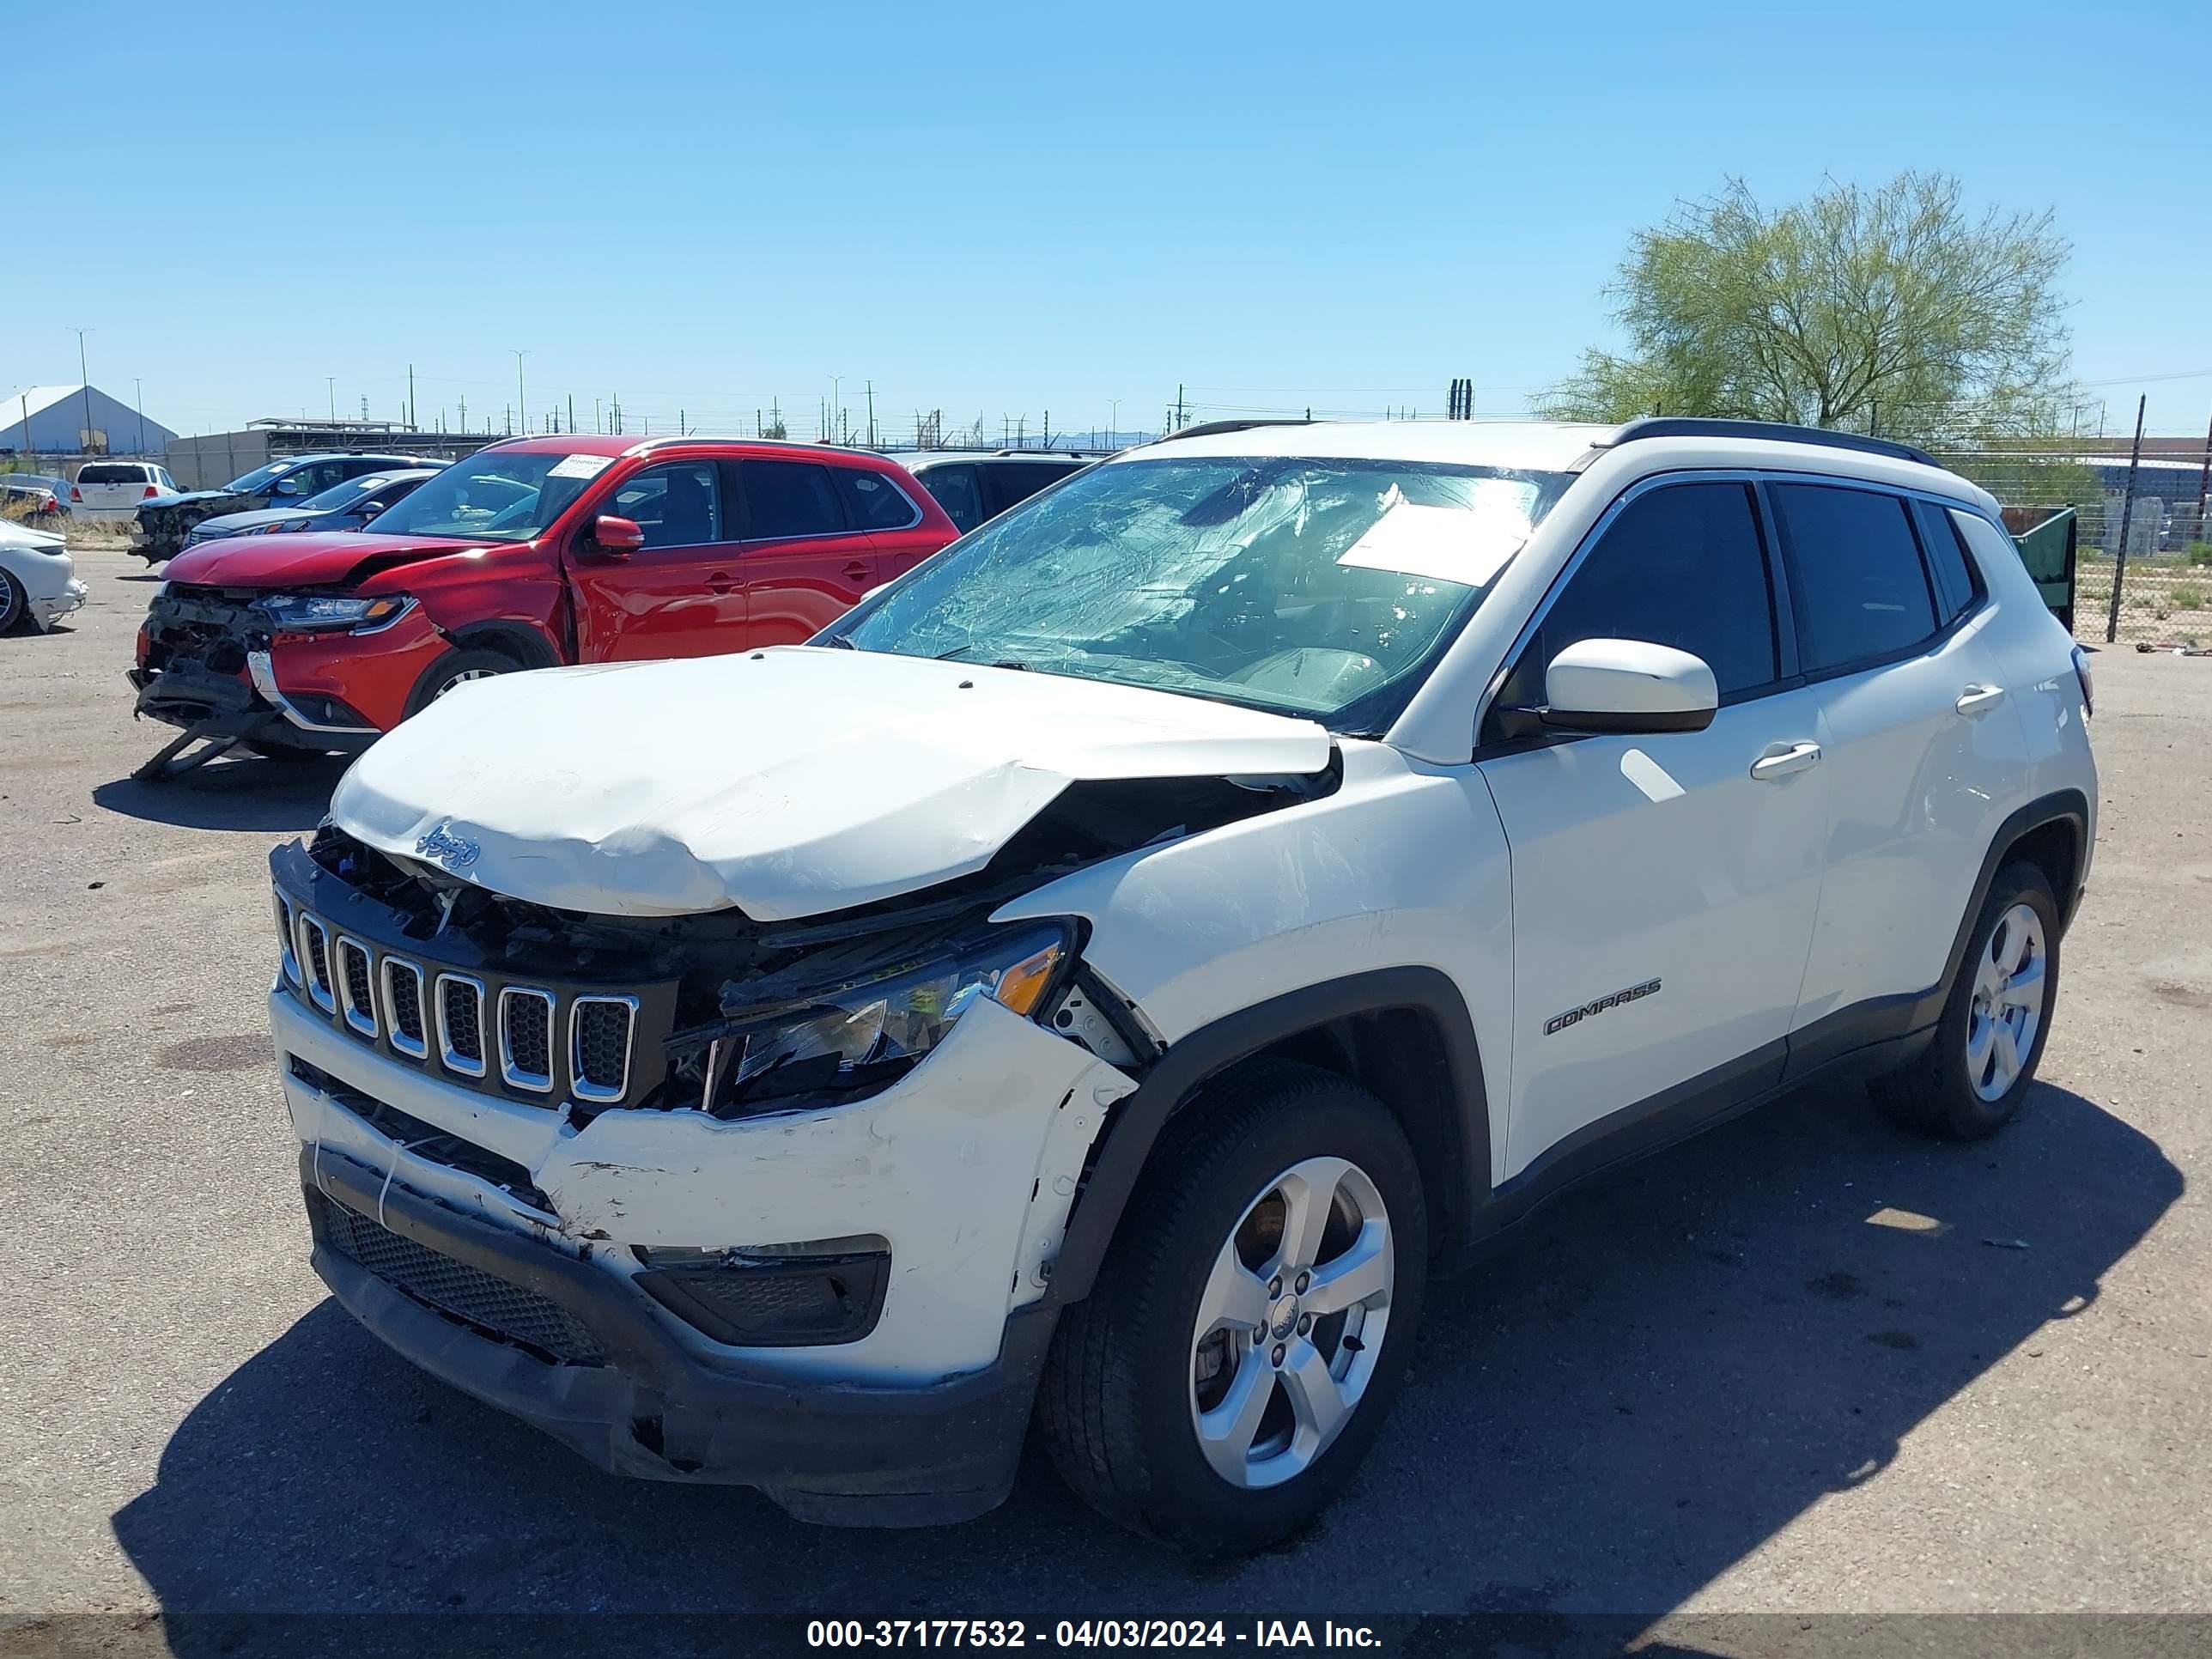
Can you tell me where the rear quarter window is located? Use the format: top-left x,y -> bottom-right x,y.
1768,483 -> 1940,673
833,467 -> 921,532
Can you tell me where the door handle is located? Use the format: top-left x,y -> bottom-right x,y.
708,571 -> 737,594
1955,684 -> 2007,716
842,560 -> 871,582
1750,740 -> 1822,781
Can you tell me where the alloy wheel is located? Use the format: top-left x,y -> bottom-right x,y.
1188,1155 -> 1395,1490
1966,902 -> 2047,1101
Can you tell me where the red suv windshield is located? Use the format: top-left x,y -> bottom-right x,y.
367,449 -> 611,541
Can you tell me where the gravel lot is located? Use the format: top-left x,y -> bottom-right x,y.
3,545 -> 2209,1638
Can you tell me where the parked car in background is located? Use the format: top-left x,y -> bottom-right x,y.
184,468 -> 444,547
131,453 -> 431,563
0,517 -> 87,633
70,459 -> 181,521
898,450 -> 1098,533
257,416 -> 2095,1548
129,435 -> 958,770
2,473 -> 74,521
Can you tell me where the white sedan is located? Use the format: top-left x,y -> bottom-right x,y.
0,518 -> 88,632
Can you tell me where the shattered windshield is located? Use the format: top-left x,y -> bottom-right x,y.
363,450 -> 601,542
833,454 -> 1572,731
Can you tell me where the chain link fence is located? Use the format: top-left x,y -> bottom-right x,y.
1940,447 -> 2212,646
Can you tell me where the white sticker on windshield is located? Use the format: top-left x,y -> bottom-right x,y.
1336,501 -> 1523,588
547,453 -> 613,480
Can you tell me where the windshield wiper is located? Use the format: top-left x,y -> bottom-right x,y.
930,643 -> 1030,671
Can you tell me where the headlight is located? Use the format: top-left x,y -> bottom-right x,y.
255,592 -> 412,632
721,922 -> 1070,1109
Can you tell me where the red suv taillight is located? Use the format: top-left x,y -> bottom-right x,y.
2071,645 -> 2094,719
70,484 -> 82,501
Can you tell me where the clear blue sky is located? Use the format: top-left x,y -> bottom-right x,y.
15,0 -> 2210,444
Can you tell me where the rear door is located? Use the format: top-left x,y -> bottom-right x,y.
1476,477 -> 1831,1179
836,465 -> 945,586
564,459 -> 747,660
1771,480 -> 2020,1042
727,459 -> 877,644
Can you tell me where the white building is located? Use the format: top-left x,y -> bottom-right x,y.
0,384 -> 178,457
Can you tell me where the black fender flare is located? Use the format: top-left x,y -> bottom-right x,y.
1041,966 -> 1492,1307
1947,787 -> 2091,974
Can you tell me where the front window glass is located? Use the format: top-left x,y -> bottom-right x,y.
610,461 -> 720,547
364,450 -> 605,541
835,455 -> 1572,729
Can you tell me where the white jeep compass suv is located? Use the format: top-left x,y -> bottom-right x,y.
267,416 -> 2096,1552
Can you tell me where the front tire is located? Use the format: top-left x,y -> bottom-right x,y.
1039,1061 -> 1426,1553
1873,860 -> 2060,1140
404,647 -> 517,718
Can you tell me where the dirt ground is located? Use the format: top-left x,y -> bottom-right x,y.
3,545 -> 2210,1641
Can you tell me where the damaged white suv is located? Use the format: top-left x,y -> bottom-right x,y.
270,417 -> 2096,1552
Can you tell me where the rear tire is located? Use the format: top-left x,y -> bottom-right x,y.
404,647 -> 518,718
0,568 -> 24,633
1872,860 -> 2060,1140
1039,1060 -> 1427,1554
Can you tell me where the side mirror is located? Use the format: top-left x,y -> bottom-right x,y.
272,479 -> 301,497
1539,638 -> 1717,735
587,514 -> 645,556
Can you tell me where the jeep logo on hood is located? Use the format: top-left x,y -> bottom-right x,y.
414,821 -> 482,871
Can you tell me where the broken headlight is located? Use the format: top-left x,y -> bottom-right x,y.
255,592 -> 413,632
722,922 -> 1070,1109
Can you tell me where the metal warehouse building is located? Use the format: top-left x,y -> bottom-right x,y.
2,384 -> 178,457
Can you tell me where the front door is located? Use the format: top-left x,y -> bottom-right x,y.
1476,477 -> 1830,1179
565,459 -> 746,660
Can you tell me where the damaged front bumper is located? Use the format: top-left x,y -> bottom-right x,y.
270,879 -> 1135,1522
28,578 -> 87,629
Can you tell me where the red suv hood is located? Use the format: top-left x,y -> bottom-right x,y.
161,532 -> 493,589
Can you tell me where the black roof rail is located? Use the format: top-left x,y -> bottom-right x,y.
1601,416 -> 1939,470
1152,418 -> 1315,446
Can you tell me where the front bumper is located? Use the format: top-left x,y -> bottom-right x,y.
27,577 -> 87,629
302,1141 -> 1056,1524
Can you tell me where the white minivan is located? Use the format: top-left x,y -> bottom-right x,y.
70,459 -> 179,521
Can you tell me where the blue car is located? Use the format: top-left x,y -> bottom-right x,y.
131,451 -> 434,562
183,468 -> 445,547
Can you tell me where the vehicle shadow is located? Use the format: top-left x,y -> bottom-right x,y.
92,759 -> 345,835
110,1079 -> 2178,1638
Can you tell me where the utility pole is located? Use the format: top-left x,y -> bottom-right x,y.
513,349 -> 528,435
133,378 -> 145,453
408,364 -> 416,429
2106,395 -> 2148,645
70,328 -> 95,453
2194,405 -> 2212,549
1109,399 -> 1119,446
459,395 -> 468,432
1176,384 -> 1185,432
830,376 -> 842,445
865,380 -> 875,448
568,393 -> 575,436
326,377 -> 337,422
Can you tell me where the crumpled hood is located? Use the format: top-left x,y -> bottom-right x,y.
331,646 -> 1334,921
143,489 -> 239,511
161,531 -> 489,588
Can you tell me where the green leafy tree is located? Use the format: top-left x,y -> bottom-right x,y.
1538,173 -> 2073,446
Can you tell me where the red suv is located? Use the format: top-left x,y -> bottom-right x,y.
129,436 -> 958,771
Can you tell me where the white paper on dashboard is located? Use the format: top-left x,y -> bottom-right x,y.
1336,501 -> 1523,588
548,453 -> 615,480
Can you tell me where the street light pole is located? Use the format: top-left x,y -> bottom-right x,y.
326,377 -> 337,422
134,378 -> 145,454
514,349 -> 528,435
70,327 -> 94,453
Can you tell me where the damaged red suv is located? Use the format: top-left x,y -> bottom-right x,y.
129,435 -> 959,774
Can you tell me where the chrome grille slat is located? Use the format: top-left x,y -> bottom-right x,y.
570,996 -> 637,1103
298,915 -> 336,1014
498,987 -> 556,1093
274,892 -> 301,987
435,973 -> 487,1079
336,937 -> 378,1037
382,957 -> 428,1060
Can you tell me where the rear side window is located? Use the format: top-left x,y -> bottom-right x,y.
832,468 -> 920,531
1910,498 -> 1981,622
1769,483 -> 1938,672
915,464 -> 982,532
1503,481 -> 1778,705
738,461 -> 845,540
981,460 -> 1080,518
